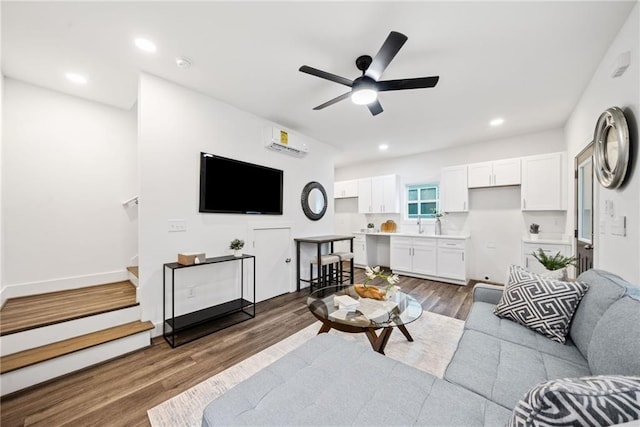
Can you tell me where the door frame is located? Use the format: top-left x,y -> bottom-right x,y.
574,142 -> 595,275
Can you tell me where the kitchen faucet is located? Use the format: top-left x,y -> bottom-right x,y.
417,217 -> 424,234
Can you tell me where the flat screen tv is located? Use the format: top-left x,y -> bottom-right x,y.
199,152 -> 283,215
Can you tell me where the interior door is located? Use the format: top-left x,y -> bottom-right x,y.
575,143 -> 594,275
253,227 -> 291,302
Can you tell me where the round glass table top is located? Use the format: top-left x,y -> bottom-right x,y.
307,285 -> 423,329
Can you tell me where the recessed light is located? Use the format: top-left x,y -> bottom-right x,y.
175,57 -> 192,69
65,72 -> 87,85
379,144 -> 389,151
134,37 -> 157,53
490,118 -> 505,127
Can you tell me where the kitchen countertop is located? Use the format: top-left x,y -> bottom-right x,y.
353,231 -> 469,240
522,237 -> 571,245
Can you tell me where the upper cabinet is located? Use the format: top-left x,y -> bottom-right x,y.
358,174 -> 399,214
467,158 -> 521,188
521,152 -> 566,211
440,166 -> 468,212
334,179 -> 358,198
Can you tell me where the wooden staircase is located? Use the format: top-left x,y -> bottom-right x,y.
0,272 -> 153,396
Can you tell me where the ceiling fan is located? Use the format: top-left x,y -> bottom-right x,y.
299,31 -> 439,116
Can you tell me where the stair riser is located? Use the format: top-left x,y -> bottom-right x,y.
128,271 -> 139,287
1,306 -> 141,356
0,332 -> 151,396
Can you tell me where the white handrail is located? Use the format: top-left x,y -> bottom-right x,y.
122,195 -> 139,207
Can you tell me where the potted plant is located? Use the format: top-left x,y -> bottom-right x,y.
433,209 -> 445,235
229,238 -> 244,257
529,223 -> 540,240
354,266 -> 400,300
532,249 -> 576,280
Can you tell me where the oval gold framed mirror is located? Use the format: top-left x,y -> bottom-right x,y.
593,107 -> 629,189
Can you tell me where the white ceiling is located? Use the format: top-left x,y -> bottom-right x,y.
1,1 -> 636,167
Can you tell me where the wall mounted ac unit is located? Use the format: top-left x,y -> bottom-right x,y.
265,127 -> 309,156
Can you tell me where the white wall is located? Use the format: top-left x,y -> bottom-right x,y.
335,128 -> 567,283
138,73 -> 335,328
2,79 -> 138,297
565,4 -> 640,284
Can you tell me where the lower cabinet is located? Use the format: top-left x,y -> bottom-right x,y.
436,239 -> 466,281
390,237 -> 437,276
353,235 -> 367,267
390,236 -> 467,284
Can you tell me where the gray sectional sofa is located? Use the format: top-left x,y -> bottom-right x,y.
202,269 -> 640,426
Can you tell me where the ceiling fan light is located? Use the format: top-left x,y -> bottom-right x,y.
351,88 -> 378,105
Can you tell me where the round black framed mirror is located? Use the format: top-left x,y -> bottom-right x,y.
594,107 -> 630,189
301,181 -> 327,221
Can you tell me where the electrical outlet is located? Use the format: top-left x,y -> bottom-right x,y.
168,219 -> 187,232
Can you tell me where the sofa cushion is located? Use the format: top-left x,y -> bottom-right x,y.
570,269 -> 629,357
494,265 -> 589,343
444,329 -> 591,410
507,375 -> 640,427
201,333 -> 512,426
588,295 -> 640,376
466,301 -> 586,363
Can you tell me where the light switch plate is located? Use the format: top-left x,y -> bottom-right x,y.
168,219 -> 187,232
610,216 -> 626,236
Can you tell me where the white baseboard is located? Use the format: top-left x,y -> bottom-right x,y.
1,270 -> 129,302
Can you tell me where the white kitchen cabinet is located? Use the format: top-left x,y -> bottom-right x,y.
390,236 -> 437,276
521,152 -> 566,211
522,241 -> 571,274
440,166 -> 468,212
353,234 -> 367,267
357,175 -> 399,214
436,239 -> 466,280
334,179 -> 358,198
357,178 -> 373,213
467,158 -> 521,188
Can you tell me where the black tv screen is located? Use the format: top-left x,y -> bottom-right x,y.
199,153 -> 283,215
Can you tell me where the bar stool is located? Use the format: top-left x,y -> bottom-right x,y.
309,254 -> 341,292
331,252 -> 355,287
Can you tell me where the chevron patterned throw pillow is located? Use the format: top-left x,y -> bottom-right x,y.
494,265 -> 589,343
508,375 -> 640,427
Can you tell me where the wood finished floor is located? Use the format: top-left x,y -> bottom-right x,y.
0,271 -> 475,427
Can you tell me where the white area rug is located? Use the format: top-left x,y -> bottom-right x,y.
147,311 -> 464,427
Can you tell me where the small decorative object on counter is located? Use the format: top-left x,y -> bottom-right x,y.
354,266 -> 400,300
229,238 -> 245,257
529,223 -> 540,240
367,223 -> 375,232
532,249 -> 576,280
433,209 -> 445,235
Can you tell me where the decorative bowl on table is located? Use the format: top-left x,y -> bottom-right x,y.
354,284 -> 386,300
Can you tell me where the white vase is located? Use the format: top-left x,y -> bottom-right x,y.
530,233 -> 539,240
434,218 -> 442,235
233,250 -> 242,257
540,268 -> 567,281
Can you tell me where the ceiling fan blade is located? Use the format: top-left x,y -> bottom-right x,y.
366,31 -> 408,81
376,76 -> 440,91
367,100 -> 384,116
299,65 -> 353,87
313,92 -> 352,110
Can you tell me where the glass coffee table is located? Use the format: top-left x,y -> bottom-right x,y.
306,285 -> 423,354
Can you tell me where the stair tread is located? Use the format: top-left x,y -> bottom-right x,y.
0,281 -> 137,336
0,320 -> 154,374
126,266 -> 139,278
